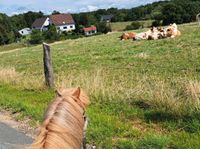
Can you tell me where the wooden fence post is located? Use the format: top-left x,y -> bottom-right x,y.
43,43 -> 54,88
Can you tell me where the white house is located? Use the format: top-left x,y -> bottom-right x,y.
50,14 -> 76,32
18,28 -> 32,36
83,26 -> 97,36
32,17 -> 50,31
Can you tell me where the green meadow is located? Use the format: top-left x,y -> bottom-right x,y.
0,23 -> 200,148
110,20 -> 153,31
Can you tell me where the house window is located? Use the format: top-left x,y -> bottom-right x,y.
63,26 -> 67,29
70,26 -> 73,28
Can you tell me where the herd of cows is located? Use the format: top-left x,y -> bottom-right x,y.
120,23 -> 181,41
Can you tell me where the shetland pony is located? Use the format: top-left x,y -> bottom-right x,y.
25,87 -> 90,149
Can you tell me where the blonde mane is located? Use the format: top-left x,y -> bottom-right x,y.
25,87 -> 90,149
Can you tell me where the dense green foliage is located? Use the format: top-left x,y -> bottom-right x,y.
72,0 -> 200,26
0,13 -> 19,44
29,26 -> 83,44
1,0 -> 200,45
0,11 -> 44,45
160,1 -> 200,25
11,11 -> 44,29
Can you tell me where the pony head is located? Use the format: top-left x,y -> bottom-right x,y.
25,87 -> 90,149
56,87 -> 90,110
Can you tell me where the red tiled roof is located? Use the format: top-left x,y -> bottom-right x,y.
83,26 -> 97,32
50,14 -> 75,26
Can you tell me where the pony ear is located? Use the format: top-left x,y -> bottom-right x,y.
72,87 -> 81,98
55,88 -> 62,96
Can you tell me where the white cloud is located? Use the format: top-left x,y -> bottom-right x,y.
87,5 -> 99,12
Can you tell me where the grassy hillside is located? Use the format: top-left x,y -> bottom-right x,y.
110,20 -> 153,31
0,42 -> 27,52
0,23 -> 200,148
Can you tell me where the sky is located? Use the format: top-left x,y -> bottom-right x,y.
0,0 -> 160,16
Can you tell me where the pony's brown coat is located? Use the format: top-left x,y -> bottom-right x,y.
25,87 -> 90,149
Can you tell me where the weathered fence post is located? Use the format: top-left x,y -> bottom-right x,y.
43,42 -> 54,88
196,13 -> 200,26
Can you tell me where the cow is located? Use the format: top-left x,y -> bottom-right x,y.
120,32 -> 136,40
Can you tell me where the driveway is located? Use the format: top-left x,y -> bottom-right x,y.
0,122 -> 32,149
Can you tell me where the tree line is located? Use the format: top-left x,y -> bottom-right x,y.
1,0 -> 200,45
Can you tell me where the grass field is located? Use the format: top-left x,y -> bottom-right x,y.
0,42 -> 27,52
0,23 -> 200,148
110,20 -> 153,31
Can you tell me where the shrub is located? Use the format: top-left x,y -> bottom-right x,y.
96,22 -> 111,34
43,25 -> 59,42
124,21 -> 142,31
152,20 -> 162,27
29,30 -> 43,44
59,31 -> 84,40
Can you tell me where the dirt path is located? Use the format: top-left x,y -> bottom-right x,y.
0,48 -> 22,55
0,41 -> 67,56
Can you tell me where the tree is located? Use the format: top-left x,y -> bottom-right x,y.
79,14 -> 90,27
152,20 -> 162,27
29,30 -> 43,44
52,10 -> 60,15
43,25 -> 59,42
23,11 -> 44,27
96,22 -> 111,34
161,3 -> 185,25
0,13 -> 14,45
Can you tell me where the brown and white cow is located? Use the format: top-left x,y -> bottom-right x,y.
120,32 -> 136,40
165,23 -> 181,38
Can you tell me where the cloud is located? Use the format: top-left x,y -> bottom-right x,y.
87,5 -> 99,12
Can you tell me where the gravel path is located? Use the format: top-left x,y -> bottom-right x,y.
0,122 -> 32,149
0,110 -> 34,149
